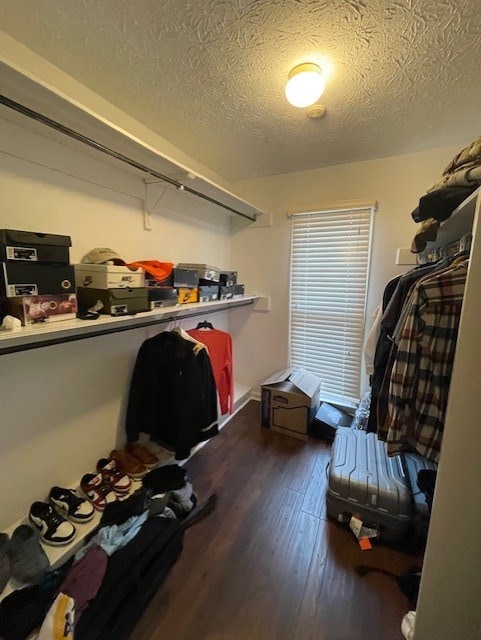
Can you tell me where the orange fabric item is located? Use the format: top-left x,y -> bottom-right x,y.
127,261 -> 174,281
187,328 -> 234,415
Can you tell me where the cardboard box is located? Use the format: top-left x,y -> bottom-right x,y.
233,284 -> 245,298
177,263 -> 220,282
76,287 -> 150,315
148,287 -> 178,309
311,402 -> 353,440
219,285 -> 234,300
1,293 -> 78,325
261,368 -> 322,440
198,285 -> 219,302
146,267 -> 199,288
177,287 -> 199,304
74,263 -> 145,289
219,271 -> 237,287
0,229 -> 71,264
0,262 -> 76,297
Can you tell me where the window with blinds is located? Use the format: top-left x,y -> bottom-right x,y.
289,205 -> 374,406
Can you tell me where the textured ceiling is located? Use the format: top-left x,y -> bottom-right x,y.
1,0 -> 480,181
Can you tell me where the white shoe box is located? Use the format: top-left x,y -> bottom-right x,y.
74,264 -> 145,289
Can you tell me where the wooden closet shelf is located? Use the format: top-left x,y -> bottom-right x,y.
0,295 -> 259,356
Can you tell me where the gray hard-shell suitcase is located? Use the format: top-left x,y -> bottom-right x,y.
326,429 -> 412,542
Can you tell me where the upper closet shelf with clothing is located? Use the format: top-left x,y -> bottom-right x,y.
0,60 -> 265,225
0,295 -> 259,356
421,187 -> 480,255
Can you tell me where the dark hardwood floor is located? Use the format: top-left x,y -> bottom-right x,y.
130,400 -> 419,640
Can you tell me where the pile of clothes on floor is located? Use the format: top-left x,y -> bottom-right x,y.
0,464 -> 215,640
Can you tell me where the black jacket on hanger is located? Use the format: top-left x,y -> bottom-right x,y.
125,331 -> 218,460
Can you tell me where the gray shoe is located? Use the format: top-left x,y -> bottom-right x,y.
8,524 -> 50,585
0,532 -> 10,594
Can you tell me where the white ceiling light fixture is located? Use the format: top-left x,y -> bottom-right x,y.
285,63 -> 326,108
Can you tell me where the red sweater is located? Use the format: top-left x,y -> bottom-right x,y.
187,328 -> 233,415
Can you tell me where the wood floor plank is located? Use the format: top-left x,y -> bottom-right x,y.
130,401 -> 419,640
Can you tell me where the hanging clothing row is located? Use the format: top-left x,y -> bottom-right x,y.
125,323 -> 234,460
125,328 -> 219,461
368,251 -> 469,463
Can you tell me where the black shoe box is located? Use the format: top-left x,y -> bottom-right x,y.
148,287 -> 178,309
0,262 -> 76,297
77,287 -> 150,315
219,285 -> 234,300
147,267 -> 199,288
0,229 -> 71,264
233,284 -> 245,297
219,271 -> 237,287
198,285 -> 219,302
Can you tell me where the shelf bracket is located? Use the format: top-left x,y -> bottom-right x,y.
144,181 -> 173,230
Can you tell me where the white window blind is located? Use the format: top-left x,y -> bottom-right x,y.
289,206 -> 374,406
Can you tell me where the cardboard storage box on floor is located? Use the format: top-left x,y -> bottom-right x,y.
0,229 -> 71,264
74,263 -> 145,289
261,368 -> 322,440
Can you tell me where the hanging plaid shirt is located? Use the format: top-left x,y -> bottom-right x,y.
380,262 -> 468,462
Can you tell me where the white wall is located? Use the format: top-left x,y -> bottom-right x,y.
229,143 -> 468,392
0,118 -> 237,528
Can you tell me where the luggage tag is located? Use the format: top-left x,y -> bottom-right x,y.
349,515 -> 379,550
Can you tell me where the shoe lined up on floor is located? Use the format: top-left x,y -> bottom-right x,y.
7,524 -> 50,585
109,449 -> 147,479
96,458 -> 132,495
124,443 -> 159,468
49,486 -> 95,523
80,472 -> 117,511
28,502 -> 76,546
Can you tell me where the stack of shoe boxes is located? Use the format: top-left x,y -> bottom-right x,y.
143,264 -> 199,306
0,229 -> 78,325
178,263 -> 219,302
178,264 -> 245,301
75,263 -> 149,315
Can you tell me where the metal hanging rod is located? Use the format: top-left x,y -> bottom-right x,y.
0,94 -> 257,222
0,298 -> 255,356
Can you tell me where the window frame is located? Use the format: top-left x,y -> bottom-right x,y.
288,201 -> 376,407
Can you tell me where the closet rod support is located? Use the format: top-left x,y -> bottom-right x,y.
0,94 -> 257,222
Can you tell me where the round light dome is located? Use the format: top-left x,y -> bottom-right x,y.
285,63 -> 326,108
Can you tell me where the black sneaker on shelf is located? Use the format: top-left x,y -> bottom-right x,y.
49,487 -> 95,523
7,524 -> 50,585
28,501 -> 76,546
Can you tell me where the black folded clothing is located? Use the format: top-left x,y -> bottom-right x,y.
99,488 -> 153,528
411,185 -> 477,223
142,464 -> 188,493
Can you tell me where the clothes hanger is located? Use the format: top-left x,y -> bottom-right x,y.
195,320 -> 214,329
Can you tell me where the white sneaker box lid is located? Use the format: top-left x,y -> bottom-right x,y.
74,264 -> 145,289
